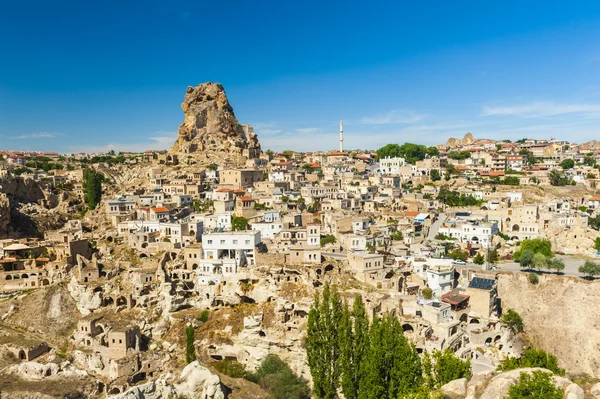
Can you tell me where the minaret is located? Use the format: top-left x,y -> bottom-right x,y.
339,119 -> 344,152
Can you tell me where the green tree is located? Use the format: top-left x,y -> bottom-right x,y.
427,147 -> 440,157
247,355 -> 311,399
83,168 -> 103,210
473,253 -> 485,265
559,158 -> 575,169
376,143 -> 430,164
320,235 -> 336,247
488,249 -> 499,264
430,169 -> 441,181
431,350 -> 471,386
590,215 -> 600,231
359,314 -> 423,399
301,163 -> 314,173
307,283 -> 344,399
579,260 -> 600,279
282,150 -> 294,158
231,216 -> 249,231
340,296 -> 369,399
506,371 -> 563,399
595,237 -> 600,252
548,169 -> 571,186
447,151 -> 471,160
185,325 -> 196,364
502,309 -> 524,333
499,349 -> 564,376
531,253 -> 547,271
583,156 -> 597,167
391,231 -> 404,241
422,287 -> 433,300
513,238 -> 553,260
449,249 -> 468,262
547,257 -> 565,274
518,249 -> 534,269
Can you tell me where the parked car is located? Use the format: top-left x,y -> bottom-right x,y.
452,260 -> 466,265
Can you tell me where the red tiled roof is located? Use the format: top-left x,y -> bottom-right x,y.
239,196 -> 254,201
479,171 -> 505,177
152,207 -> 169,213
404,211 -> 419,217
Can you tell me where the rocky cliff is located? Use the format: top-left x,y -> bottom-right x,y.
169,82 -> 261,165
445,132 -> 476,148
498,272 -> 600,378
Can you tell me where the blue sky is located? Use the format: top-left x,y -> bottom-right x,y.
2,1 -> 600,153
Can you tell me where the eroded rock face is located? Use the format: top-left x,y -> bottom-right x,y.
442,378 -> 467,398
498,273 -> 600,378
445,132 -> 476,148
174,361 -> 226,399
169,82 -> 261,165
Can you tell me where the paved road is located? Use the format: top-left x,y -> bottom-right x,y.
494,255 -> 589,277
427,212 -> 446,241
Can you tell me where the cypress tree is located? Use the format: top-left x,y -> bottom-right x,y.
359,315 -> 423,399
185,325 -> 196,364
340,295 -> 369,399
306,283 -> 343,399
83,168 -> 102,210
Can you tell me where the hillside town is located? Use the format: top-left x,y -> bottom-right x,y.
1,83 -> 600,399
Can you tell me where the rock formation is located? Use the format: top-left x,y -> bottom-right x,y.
169,82 -> 261,165
498,272 -> 600,378
445,132 -> 476,148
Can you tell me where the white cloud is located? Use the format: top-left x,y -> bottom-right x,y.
10,132 -> 58,139
482,102 -> 600,118
360,110 -> 424,125
295,128 -> 319,134
257,128 -> 283,136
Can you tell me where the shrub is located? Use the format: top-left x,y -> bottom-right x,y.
320,235 -> 336,247
199,310 -> 210,323
528,272 -> 539,285
502,309 -> 524,333
499,348 -> 565,376
507,371 -> 563,399
422,287 -> 433,300
214,360 -> 247,378
246,355 -> 310,399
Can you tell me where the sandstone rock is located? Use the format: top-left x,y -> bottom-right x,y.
498,273 -> 600,377
441,377 -> 467,398
108,380 -> 175,399
174,361 -> 226,399
591,382 -> 600,398
445,132 -> 476,148
565,383 -> 585,399
169,82 -> 261,165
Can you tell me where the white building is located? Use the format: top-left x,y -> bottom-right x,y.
438,222 -> 498,246
378,157 -> 406,174
251,221 -> 283,239
200,231 -> 262,277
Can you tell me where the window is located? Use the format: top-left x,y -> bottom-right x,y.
245,240 -> 250,245
220,240 -> 225,245
207,240 -> 213,244
233,240 -> 238,244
